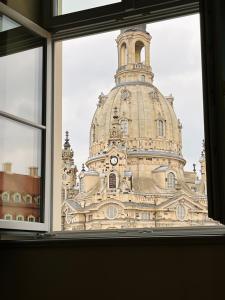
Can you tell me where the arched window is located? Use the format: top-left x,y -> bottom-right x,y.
28,215 -> 35,222
2,192 -> 9,202
13,192 -> 21,203
167,172 -> 176,189
120,119 -> 128,136
4,214 -> 12,220
157,119 -> 164,137
25,194 -> 32,204
16,215 -> 24,221
135,41 -> 145,63
109,173 -> 116,189
120,43 -> 127,66
176,204 -> 186,221
141,75 -> 145,82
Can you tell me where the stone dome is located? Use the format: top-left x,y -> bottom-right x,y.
90,84 -> 182,157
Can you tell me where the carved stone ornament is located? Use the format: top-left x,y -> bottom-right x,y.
121,88 -> 131,101
97,92 -> 107,107
149,88 -> 159,100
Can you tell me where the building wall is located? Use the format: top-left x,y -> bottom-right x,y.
1,237 -> 225,300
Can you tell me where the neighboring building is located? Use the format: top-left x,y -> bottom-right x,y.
62,24 -> 215,230
0,163 -> 41,222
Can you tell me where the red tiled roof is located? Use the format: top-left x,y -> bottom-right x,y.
0,172 -> 41,196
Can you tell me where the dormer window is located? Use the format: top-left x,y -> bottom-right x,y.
13,192 -> 21,203
1,192 -> 9,202
16,215 -> 24,221
4,214 -> 13,220
28,215 -> 35,222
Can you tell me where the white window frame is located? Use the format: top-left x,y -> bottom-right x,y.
0,3 -> 52,232
16,215 -> 24,221
1,191 -> 10,203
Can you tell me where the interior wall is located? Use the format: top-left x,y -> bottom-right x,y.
4,0 -> 42,24
1,238 -> 225,300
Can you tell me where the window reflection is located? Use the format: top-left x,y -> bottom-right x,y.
0,117 -> 42,222
0,47 -> 43,124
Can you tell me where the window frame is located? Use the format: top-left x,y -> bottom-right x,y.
0,3 -> 52,232
50,0 -> 225,233
1,0 -> 225,237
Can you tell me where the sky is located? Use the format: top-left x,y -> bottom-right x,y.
0,47 -> 43,175
60,0 -> 121,14
62,14 -> 204,174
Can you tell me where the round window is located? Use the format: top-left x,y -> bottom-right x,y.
106,206 -> 118,219
176,204 -> 186,221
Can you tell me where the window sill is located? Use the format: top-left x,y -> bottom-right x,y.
1,226 -> 225,247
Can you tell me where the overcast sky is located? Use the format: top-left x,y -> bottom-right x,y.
62,14 -> 204,174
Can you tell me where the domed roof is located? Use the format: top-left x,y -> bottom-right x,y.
88,26 -> 183,161
89,82 -> 182,158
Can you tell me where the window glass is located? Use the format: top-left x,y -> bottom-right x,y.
0,47 -> 43,124
57,0 -> 121,15
0,15 -> 20,32
0,117 -> 42,222
59,14 -> 221,231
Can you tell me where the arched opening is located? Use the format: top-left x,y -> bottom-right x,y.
135,41 -> 145,63
120,43 -> 127,66
141,75 -> 145,82
157,119 -> 164,137
109,173 -> 116,189
167,172 -> 176,189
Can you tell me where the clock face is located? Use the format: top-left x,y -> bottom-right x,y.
110,156 -> 118,166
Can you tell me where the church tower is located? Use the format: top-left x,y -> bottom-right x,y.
62,25 -> 215,230
115,24 -> 153,85
61,131 -> 78,201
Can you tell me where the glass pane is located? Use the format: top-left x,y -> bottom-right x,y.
0,15 -> 20,32
58,14 -> 221,232
0,117 -> 42,223
57,0 -> 121,15
0,47 -> 43,124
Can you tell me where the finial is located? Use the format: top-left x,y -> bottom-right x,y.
193,163 -> 196,173
64,131 -> 70,149
81,164 -> 86,172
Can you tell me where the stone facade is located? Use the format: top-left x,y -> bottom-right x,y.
61,24 -> 215,231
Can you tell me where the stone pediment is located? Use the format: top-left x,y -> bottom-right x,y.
158,193 -> 207,211
87,199 -> 126,211
106,146 -> 127,161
